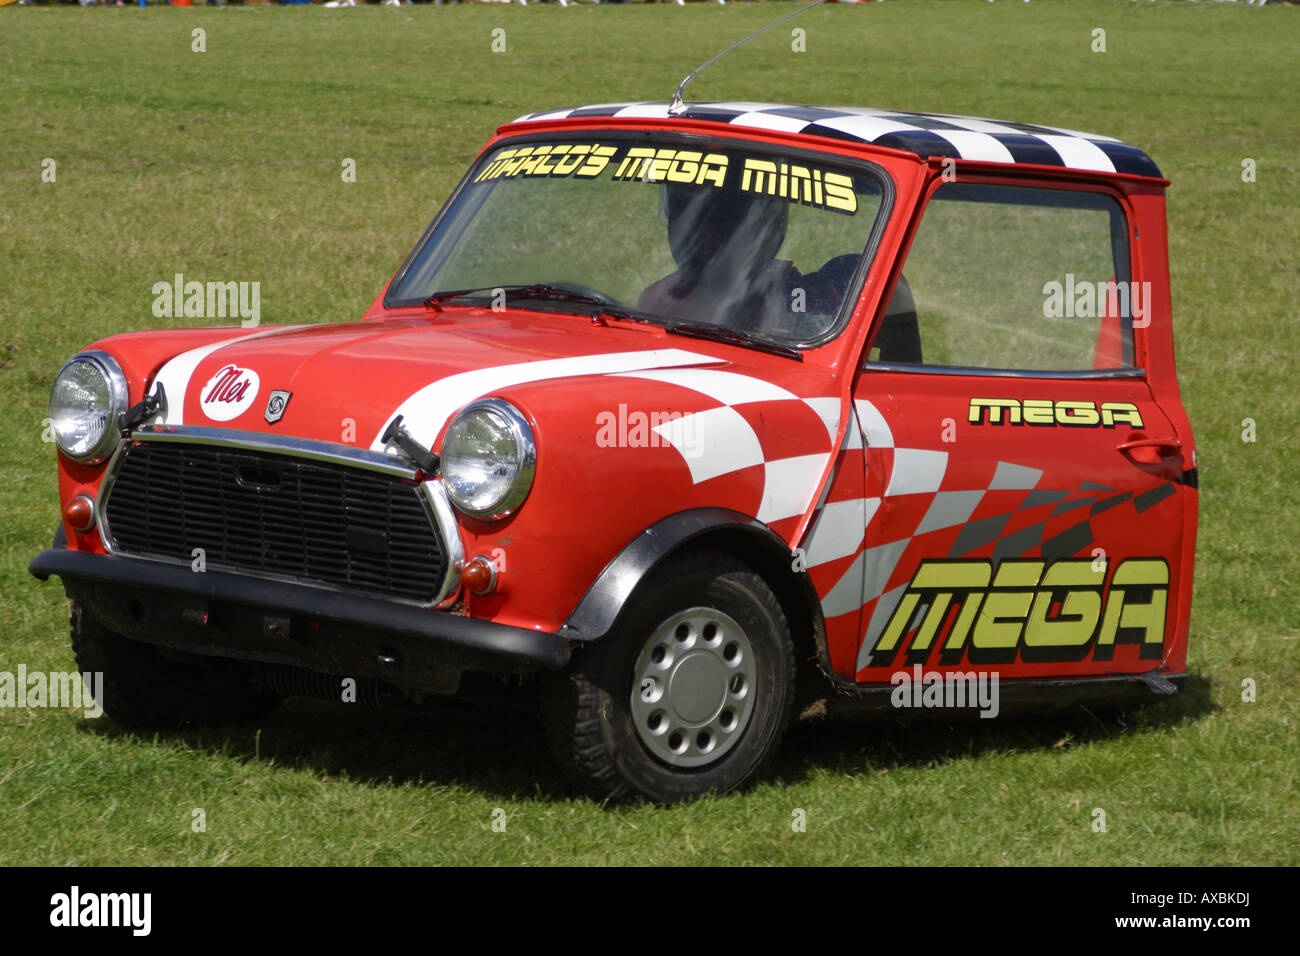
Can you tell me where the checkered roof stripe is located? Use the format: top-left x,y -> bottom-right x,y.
510,102 -> 1162,178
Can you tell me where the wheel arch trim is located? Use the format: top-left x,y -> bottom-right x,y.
559,509 -> 827,657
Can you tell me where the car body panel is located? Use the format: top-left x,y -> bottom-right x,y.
36,102 -> 1195,710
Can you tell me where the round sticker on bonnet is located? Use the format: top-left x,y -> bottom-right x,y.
199,364 -> 260,422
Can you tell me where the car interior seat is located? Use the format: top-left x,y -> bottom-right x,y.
871,274 -> 922,364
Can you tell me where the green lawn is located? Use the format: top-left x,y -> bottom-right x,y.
1,0 -> 1296,865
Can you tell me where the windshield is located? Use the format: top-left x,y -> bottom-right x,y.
388,135 -> 888,345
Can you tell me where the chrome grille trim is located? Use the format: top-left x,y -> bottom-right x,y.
99,426 -> 463,607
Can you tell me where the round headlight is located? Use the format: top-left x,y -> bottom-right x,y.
441,398 -> 536,520
48,351 -> 129,463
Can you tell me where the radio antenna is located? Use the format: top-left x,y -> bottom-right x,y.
669,0 -> 833,116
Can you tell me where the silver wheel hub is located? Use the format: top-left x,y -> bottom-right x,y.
630,607 -> 757,769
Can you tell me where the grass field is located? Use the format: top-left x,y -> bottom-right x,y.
1,0 -> 1297,866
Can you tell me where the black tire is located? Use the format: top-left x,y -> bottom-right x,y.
542,549 -> 796,803
70,603 -> 282,730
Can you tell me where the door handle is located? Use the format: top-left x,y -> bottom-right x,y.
1117,435 -> 1183,466
1117,436 -> 1182,454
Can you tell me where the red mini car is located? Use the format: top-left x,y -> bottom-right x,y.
32,101 -> 1197,802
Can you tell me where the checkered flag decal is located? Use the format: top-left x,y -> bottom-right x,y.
512,102 -> 1162,177
794,400 -> 1179,676
611,367 -> 841,526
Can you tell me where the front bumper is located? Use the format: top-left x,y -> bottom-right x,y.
30,548 -> 571,695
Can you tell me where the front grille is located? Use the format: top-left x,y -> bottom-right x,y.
103,441 -> 447,603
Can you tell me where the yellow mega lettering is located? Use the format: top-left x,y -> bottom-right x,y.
613,147 -> 657,181
868,556 -> 1170,666
646,149 -> 678,183
1100,402 -> 1144,428
1022,399 -> 1055,426
969,398 -> 1022,425
697,153 -> 729,188
971,561 -> 1044,651
1096,559 -> 1168,650
874,561 -> 991,656
665,150 -> 703,183
610,147 -> 726,185
909,562 -> 991,654
968,398 -> 1144,429
1023,560 -> 1106,648
874,593 -> 921,657
1055,401 -> 1102,426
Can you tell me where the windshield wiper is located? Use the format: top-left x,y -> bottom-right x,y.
424,283 -> 643,319
664,323 -> 802,361
423,288 -> 799,358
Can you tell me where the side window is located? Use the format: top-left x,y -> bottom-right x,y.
869,183 -> 1138,372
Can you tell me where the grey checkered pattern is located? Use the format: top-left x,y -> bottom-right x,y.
510,102 -> 1162,178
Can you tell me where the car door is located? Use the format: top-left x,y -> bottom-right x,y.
842,176 -> 1194,686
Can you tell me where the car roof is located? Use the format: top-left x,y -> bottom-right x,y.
510,101 -> 1162,178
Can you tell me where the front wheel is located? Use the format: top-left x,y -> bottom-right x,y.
542,550 -> 795,803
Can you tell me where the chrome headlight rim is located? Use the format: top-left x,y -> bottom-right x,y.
49,350 -> 129,464
441,397 -> 537,521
